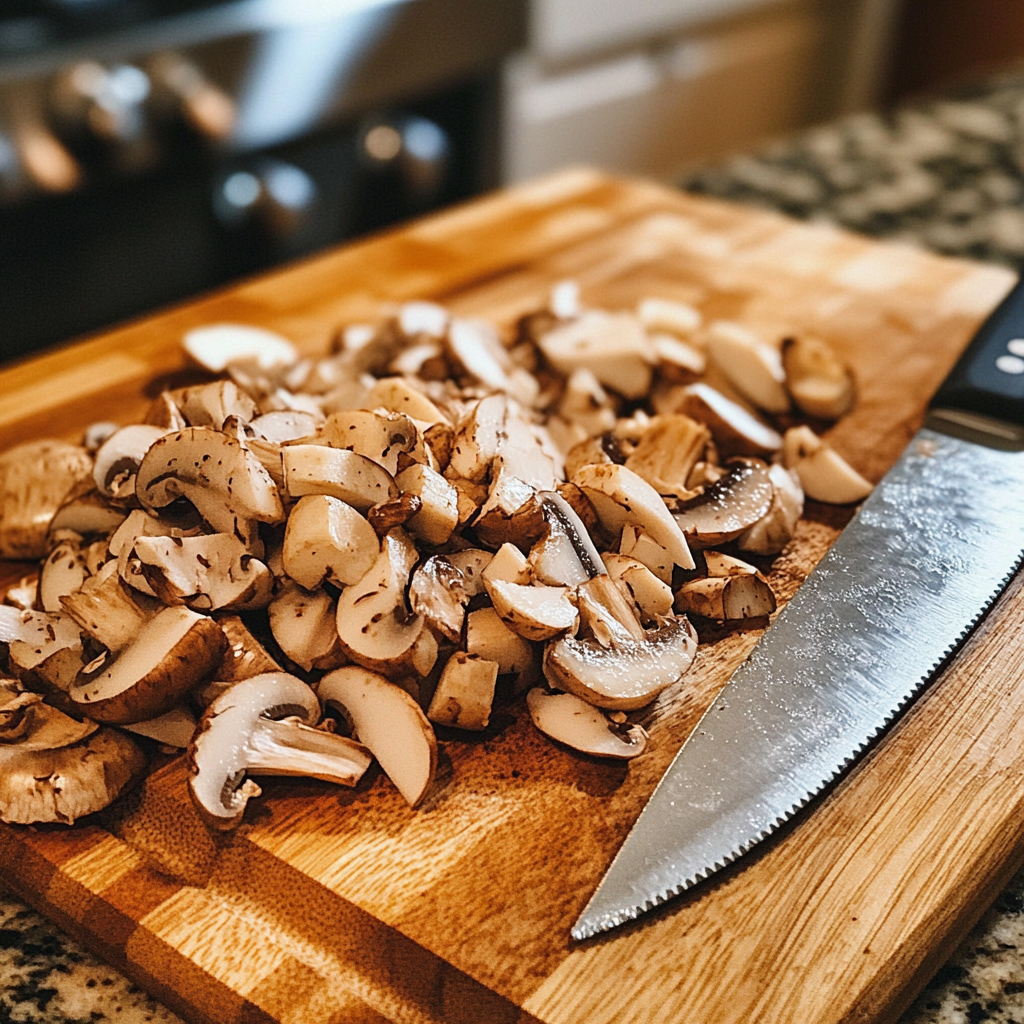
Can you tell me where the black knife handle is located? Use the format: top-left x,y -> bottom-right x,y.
930,276 -> 1024,426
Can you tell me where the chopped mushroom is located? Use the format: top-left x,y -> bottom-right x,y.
781,334 -> 855,420
188,672 -> 372,830
782,426 -> 873,504
671,460 -> 775,548
527,688 -> 647,760
427,652 -> 499,731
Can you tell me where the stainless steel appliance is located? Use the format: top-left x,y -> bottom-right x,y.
0,0 -> 525,360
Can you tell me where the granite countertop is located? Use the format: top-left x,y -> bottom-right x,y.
6,70 -> 1024,1024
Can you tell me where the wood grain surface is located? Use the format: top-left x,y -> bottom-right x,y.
1,168 -> 1022,1024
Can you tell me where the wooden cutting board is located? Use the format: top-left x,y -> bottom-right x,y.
2,168 -> 1023,1024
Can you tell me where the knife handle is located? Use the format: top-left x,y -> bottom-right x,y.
930,277 -> 1024,427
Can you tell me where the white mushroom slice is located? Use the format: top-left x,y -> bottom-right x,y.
136,428 -> 285,544
543,614 -> 698,711
250,410 -> 322,443
550,279 -> 581,319
782,334 -> 855,420
675,574 -> 776,620
484,580 -> 578,642
46,488 -> 127,540
618,524 -> 673,585
527,688 -> 647,760
60,561 -> 155,651
782,426 -> 873,504
316,409 -> 425,477
394,464 -> 459,546
602,554 -> 674,620
409,556 -> 469,642
537,311 -> 653,399
4,576 -> 38,611
706,320 -> 789,415
145,391 -> 188,430
445,548 -> 493,596
318,664 -> 437,807
39,539 -> 88,613
0,440 -> 93,559
446,393 -> 508,482
465,607 -> 538,691
472,467 -> 543,551
68,606 -> 227,724
636,297 -> 702,338
674,383 -> 783,457
93,425 -> 168,499
188,672 -> 371,830
574,574 -> 646,648
481,542 -> 531,586
446,318 -> 515,394
557,368 -> 617,438
2,606 -> 85,693
168,380 -> 259,429
364,376 -> 451,426
623,414 -> 711,496
334,529 -> 424,671
398,300 -> 449,338
737,464 -> 804,555
672,461 -> 775,548
650,333 -> 706,377
427,652 -> 499,731
282,445 -> 398,510
83,421 -> 119,452
122,706 -> 197,748
283,495 -> 380,590
573,462 -> 695,570
703,551 -> 761,577
528,490 -> 605,588
268,580 -> 346,672
132,533 -> 273,612
183,323 -> 299,374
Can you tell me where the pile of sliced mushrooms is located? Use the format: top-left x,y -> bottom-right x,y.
0,282 -> 873,828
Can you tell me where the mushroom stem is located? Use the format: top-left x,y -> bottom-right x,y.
245,715 -> 372,785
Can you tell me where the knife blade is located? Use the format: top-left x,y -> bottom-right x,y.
572,276 -> 1024,942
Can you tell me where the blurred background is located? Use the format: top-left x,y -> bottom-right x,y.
0,0 -> 1018,361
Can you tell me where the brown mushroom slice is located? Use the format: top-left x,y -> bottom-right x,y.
196,614 -> 281,707
528,490 -> 606,588
136,427 -> 285,544
39,538 -> 88,613
782,426 -> 873,504
110,509 -> 203,598
367,493 -> 422,536
622,415 -> 711,497
334,528 -> 424,671
122,706 -> 197,748
573,462 -> 695,570
445,316 -> 516,395
574,574 -> 646,647
46,487 -> 127,541
601,553 -> 674,620
543,615 -> 697,711
427,652 -> 499,731
672,461 -> 774,548
473,467 -> 545,550
318,664 -> 437,808
0,689 -> 97,749
484,579 -> 578,642
67,605 -> 227,723
92,424 -> 168,501
132,532 -> 273,612
781,334 -> 855,420
268,579 -> 346,672
183,323 -> 298,375
61,561 -> 155,651
737,464 -> 804,555
394,464 -> 458,546
316,409 -> 421,476
673,383 -> 783,457
188,672 -> 371,830
675,573 -> 776,620
527,688 -> 647,760
2,606 -> 86,693
282,445 -> 398,510
282,494 -> 380,590
0,440 -> 94,559
409,555 -> 469,642
706,320 -> 789,415
465,607 -> 538,692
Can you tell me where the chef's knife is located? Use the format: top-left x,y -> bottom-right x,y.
572,277 -> 1024,941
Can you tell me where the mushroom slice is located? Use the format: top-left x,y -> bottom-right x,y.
481,542 -> 531,587
673,383 -> 783,457
367,493 -> 422,536
782,334 -> 855,420
46,487 -> 127,541
0,440 -> 94,559
706,320 -> 789,415
0,688 -> 96,749
283,494 -> 380,590
334,528 -> 424,672
268,579 -> 346,672
282,445 -> 398,510
39,538 -> 88,613
465,607 -> 538,692
618,524 -> 674,585
316,409 -> 421,476
92,424 -> 168,500
61,561 -> 155,651
183,323 -> 299,375
408,555 -> 469,643
445,548 -> 494,597
527,688 -> 647,760
445,317 -> 516,395
675,573 -> 776,620
623,414 -> 711,497
737,463 -> 804,555
446,393 -> 508,482
427,652 -> 499,731
557,368 -> 617,438
602,553 -> 674,620
132,532 -> 273,612
364,376 -> 451,427
2,606 -> 86,693
318,665 -> 437,808
188,672 -> 371,830
136,427 -> 285,543
250,410 -> 322,444
67,606 -> 227,723
537,311 -> 653,399
650,334 -> 706,378
167,380 -> 259,429
636,297 -> 702,338
122,706 -> 197,748
573,462 -> 695,571
394,464 -> 458,546
782,426 -> 873,504
528,490 -> 605,587
672,461 -> 774,548
484,579 -> 578,642
543,614 -> 698,711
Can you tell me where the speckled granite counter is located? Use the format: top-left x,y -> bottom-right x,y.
6,71 -> 1024,1024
